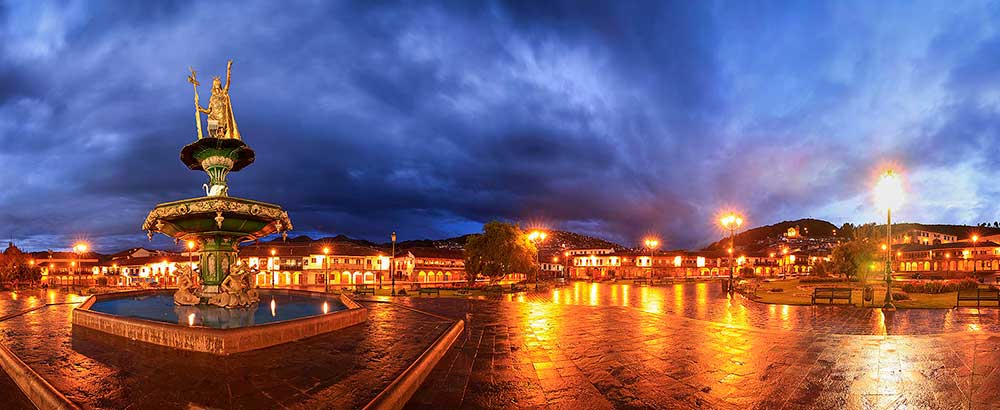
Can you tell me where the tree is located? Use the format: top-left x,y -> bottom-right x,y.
827,239 -> 879,280
464,221 -> 537,285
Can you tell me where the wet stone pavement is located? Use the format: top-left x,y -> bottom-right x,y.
395,282 -> 1000,410
0,290 -> 451,410
3,284 -> 1000,409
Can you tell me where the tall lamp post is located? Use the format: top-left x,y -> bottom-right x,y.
528,230 -> 547,287
270,248 -> 277,288
720,214 -> 743,293
390,232 -> 397,296
323,247 -> 330,293
644,238 -> 659,279
972,235 -> 979,275
874,169 -> 904,310
73,243 -> 88,288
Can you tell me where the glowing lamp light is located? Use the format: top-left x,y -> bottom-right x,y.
528,230 -> 547,242
186,241 -> 196,250
719,214 -> 743,229
873,169 -> 904,212
73,243 -> 88,253
323,247 -> 330,255
322,301 -> 329,314
270,298 -> 277,317
187,313 -> 196,327
644,238 -> 659,249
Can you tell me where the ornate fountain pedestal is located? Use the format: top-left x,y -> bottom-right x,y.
143,195 -> 292,302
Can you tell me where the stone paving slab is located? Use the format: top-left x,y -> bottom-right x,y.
497,281 -> 1000,335
398,297 -> 999,410
0,298 -> 452,409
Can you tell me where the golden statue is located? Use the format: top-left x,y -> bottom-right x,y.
188,60 -> 241,140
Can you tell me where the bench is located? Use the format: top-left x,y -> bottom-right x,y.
418,287 -> 440,296
956,288 -> 1000,307
634,278 -> 650,286
811,287 -> 852,305
510,283 -> 527,292
354,285 -> 375,295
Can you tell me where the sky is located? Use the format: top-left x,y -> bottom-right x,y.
2,1 -> 1000,252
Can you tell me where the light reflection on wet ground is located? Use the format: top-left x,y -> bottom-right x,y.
402,294 -> 1000,410
500,281 -> 1000,335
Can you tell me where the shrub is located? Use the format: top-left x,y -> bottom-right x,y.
96,277 -> 109,287
892,291 -> 910,301
799,277 -> 844,284
900,278 -> 979,294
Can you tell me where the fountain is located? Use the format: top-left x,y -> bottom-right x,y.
71,61 -> 367,355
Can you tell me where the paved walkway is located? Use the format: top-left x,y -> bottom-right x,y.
0,290 -> 451,410
4,284 -> 1000,409
396,282 -> 1000,409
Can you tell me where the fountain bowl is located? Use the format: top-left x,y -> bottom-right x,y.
72,289 -> 367,355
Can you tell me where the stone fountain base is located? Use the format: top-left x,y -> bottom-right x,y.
72,289 -> 367,355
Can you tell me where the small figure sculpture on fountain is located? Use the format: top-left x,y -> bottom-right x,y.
209,264 -> 260,308
173,264 -> 202,306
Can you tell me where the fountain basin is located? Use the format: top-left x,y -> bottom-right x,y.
72,289 -> 367,355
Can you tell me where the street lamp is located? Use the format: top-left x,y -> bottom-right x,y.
270,248 -> 277,288
644,238 -> 659,279
73,243 -> 88,288
972,235 -> 979,275
528,230 -> 547,287
323,247 -> 330,293
186,241 -> 196,265
720,213 -> 744,292
390,231 -> 397,296
874,169 -> 903,310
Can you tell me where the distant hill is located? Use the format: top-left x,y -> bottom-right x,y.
396,230 -> 624,251
264,230 -> 623,252
704,218 -> 838,251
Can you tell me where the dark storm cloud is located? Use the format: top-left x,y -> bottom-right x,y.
3,0 -> 1000,253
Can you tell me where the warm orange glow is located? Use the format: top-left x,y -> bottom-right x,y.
727,248 -> 733,254
187,313 -> 195,327
528,230 -> 548,242
73,243 -> 88,253
769,252 -> 775,258
873,169 -> 904,211
719,213 -> 744,230
552,257 -> 559,262
29,260 -> 34,265
881,244 -> 888,251
972,235 -> 979,243
673,255 -> 682,267
789,255 -> 796,263
270,248 -> 277,256
322,247 -> 330,255
644,238 -> 659,249
186,241 -> 196,250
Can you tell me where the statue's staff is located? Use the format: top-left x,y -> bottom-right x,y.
187,67 -> 204,139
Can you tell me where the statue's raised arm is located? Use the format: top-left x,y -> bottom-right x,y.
224,59 -> 233,92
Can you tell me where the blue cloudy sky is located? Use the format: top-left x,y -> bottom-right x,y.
2,1 -> 1000,252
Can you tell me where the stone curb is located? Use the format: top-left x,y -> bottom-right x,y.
0,336 -> 79,410
363,315 -> 465,410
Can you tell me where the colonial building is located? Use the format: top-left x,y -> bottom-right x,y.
399,247 -> 467,283
891,240 -> 1000,277
566,247 -> 822,280
238,239 -> 390,287
893,229 -> 958,245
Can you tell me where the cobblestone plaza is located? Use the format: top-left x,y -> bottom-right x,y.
2,282 -> 998,409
